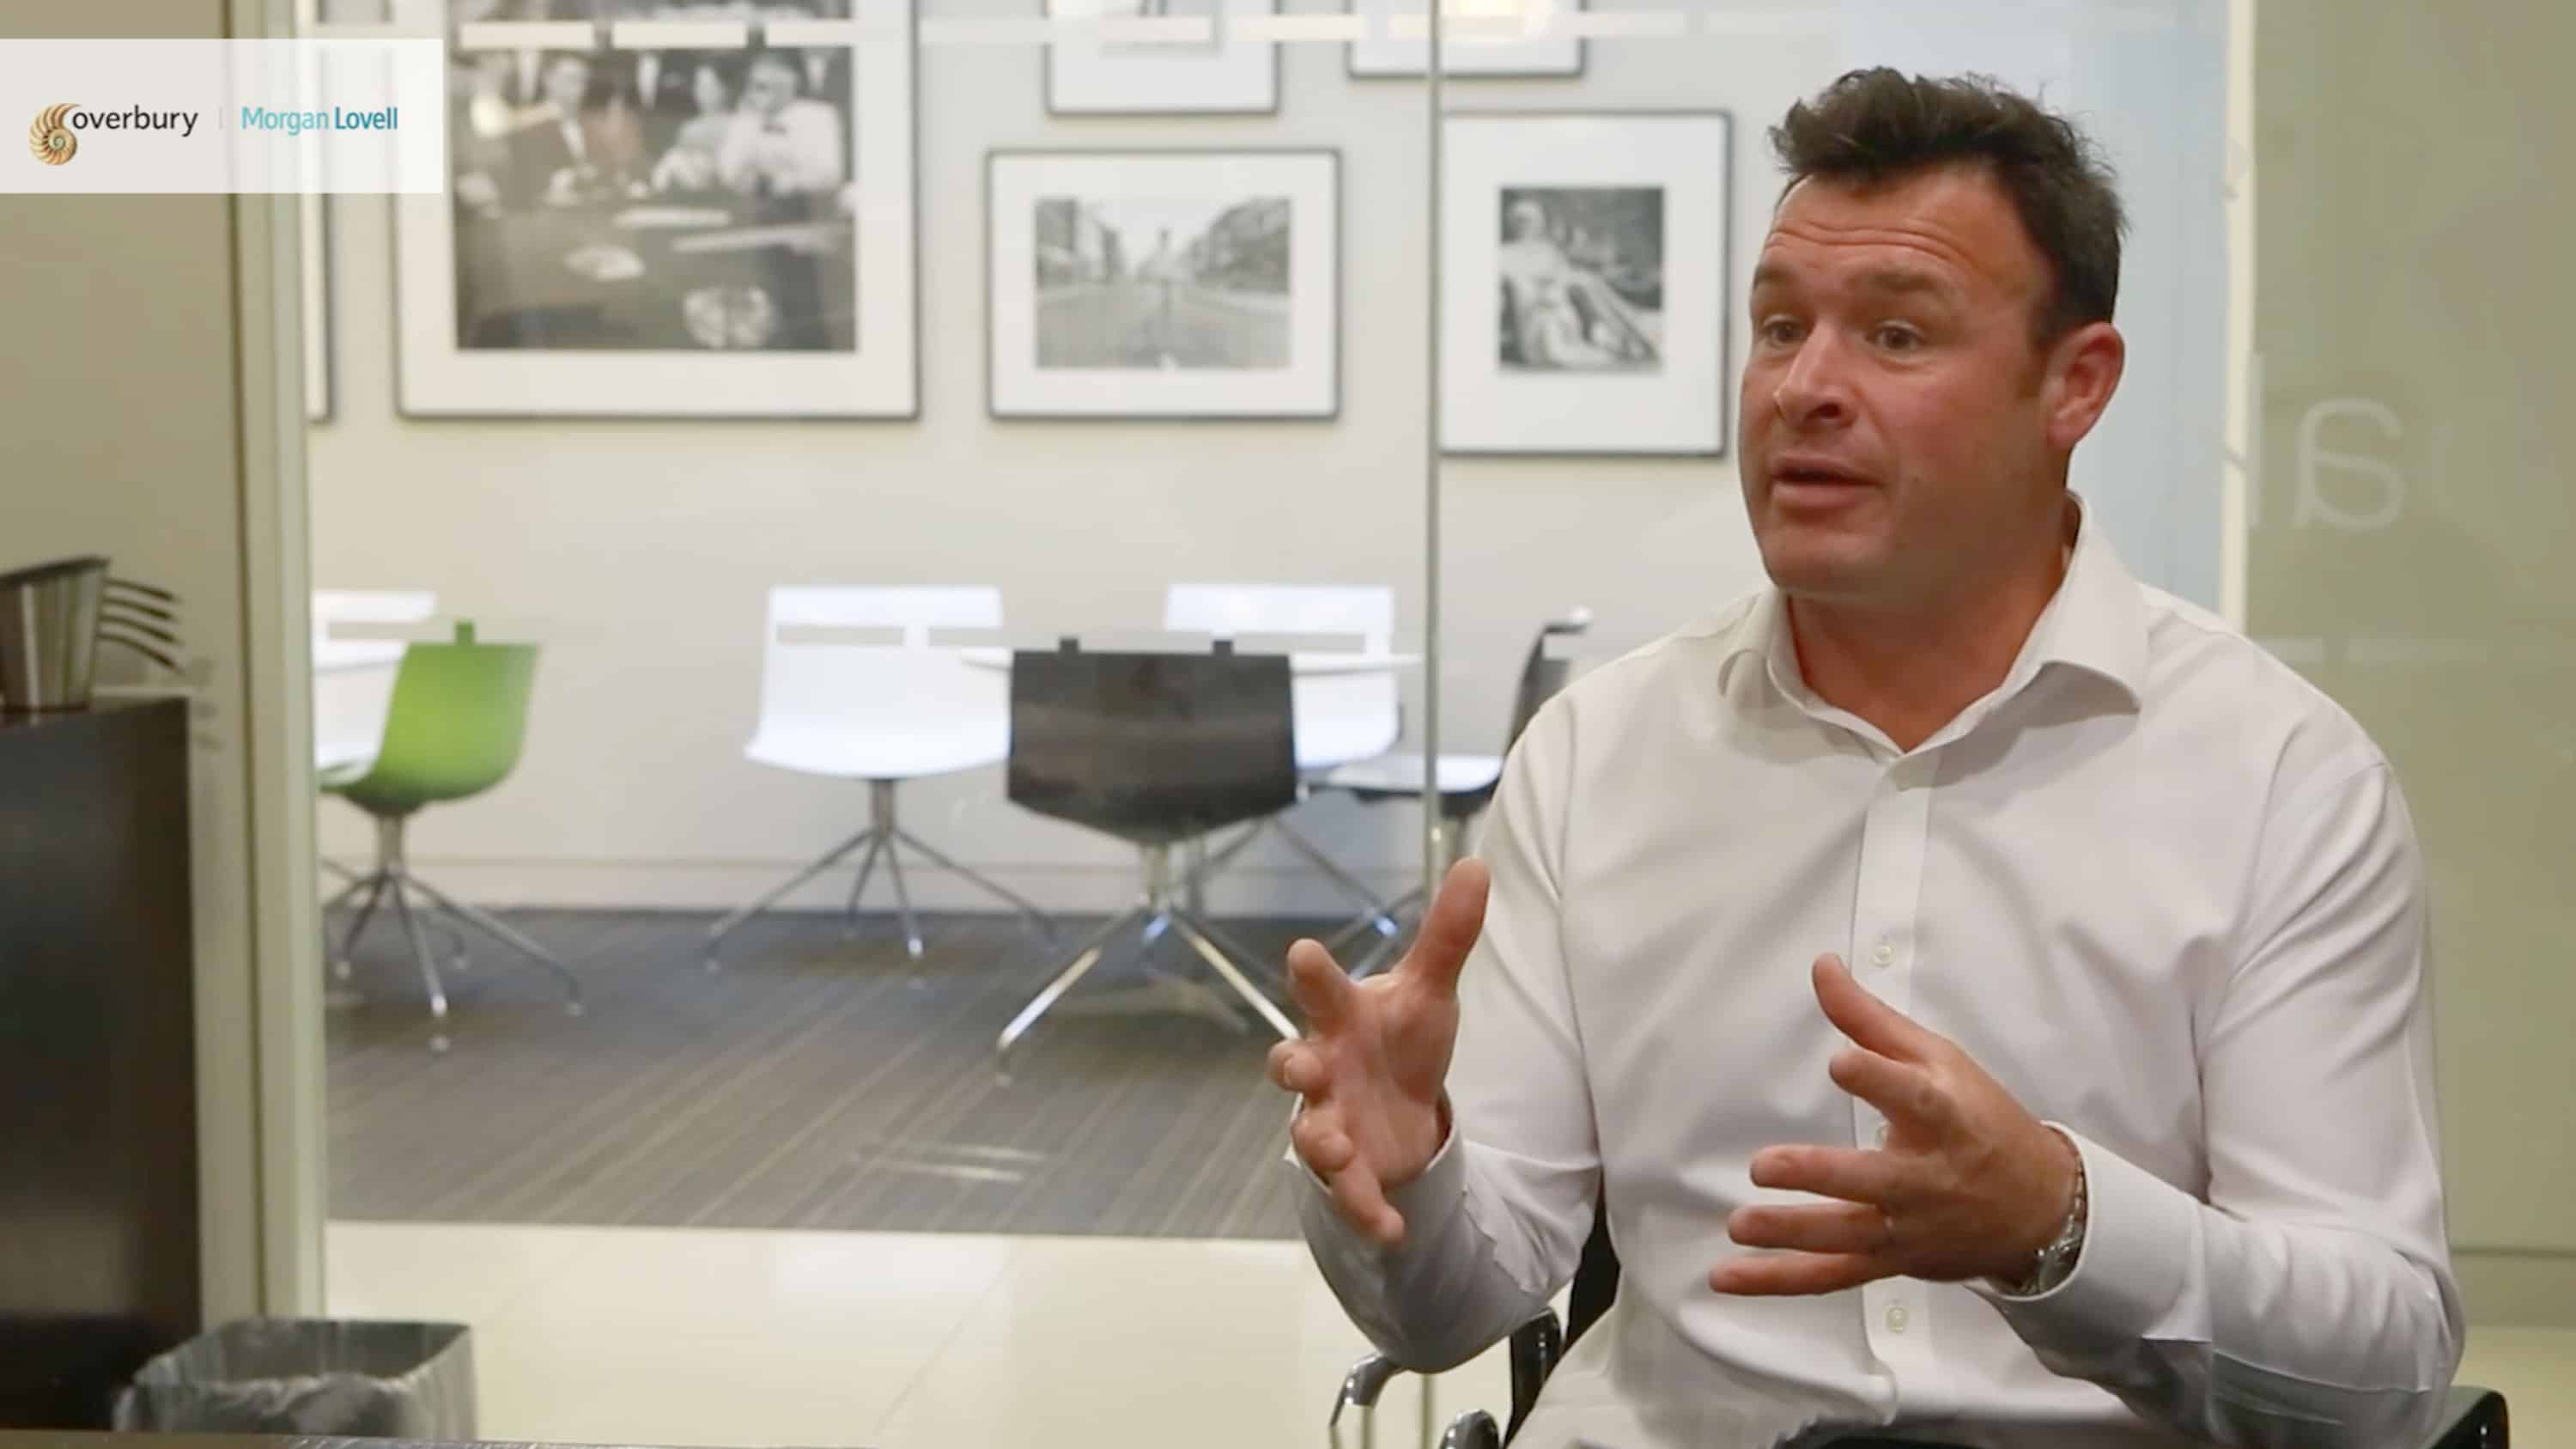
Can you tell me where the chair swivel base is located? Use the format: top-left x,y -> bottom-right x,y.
997,843 -> 1297,1057
704,778 -> 1054,970
328,816 -> 582,1054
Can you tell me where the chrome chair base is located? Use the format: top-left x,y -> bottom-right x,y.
1184,812 -> 1405,944
705,777 -> 1054,970
998,843 -> 1297,1057
329,816 -> 582,1054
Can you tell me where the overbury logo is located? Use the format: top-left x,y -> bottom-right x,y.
28,104 -> 76,166
27,104 -> 204,155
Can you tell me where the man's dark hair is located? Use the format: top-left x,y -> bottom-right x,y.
1770,69 -> 2125,343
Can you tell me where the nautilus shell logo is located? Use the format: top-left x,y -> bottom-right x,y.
29,104 -> 77,166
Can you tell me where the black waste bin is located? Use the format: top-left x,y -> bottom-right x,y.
111,1318 -> 475,1438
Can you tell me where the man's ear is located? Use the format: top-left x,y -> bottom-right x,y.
2042,321 -> 2125,452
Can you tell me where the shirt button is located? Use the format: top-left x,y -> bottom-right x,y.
1885,1304 -> 1910,1334
1872,942 -> 1895,967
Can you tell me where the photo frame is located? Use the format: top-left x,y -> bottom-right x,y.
1045,0 -> 1279,115
395,0 -> 917,418
1441,112 -> 1730,456
1346,0 -> 1583,79
987,149 -> 1339,420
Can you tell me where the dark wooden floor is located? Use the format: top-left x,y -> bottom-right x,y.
325,905 -> 1338,1239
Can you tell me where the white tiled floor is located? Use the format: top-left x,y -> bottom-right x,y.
326,1221 -> 1510,1449
331,1221 -> 2574,1449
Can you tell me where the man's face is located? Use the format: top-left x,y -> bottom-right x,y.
1739,165 -> 2082,612
1508,199 -> 1546,241
744,59 -> 799,118
692,64 -> 730,113
541,56 -> 588,112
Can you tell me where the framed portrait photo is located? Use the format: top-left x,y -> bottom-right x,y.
1346,0 -> 1582,78
395,0 -> 917,418
1441,112 -> 1731,456
1045,0 -> 1279,115
987,149 -> 1339,419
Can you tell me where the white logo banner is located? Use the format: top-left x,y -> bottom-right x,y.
2,40 -> 447,193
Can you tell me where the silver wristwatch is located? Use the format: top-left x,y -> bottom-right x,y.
2005,1132 -> 2088,1298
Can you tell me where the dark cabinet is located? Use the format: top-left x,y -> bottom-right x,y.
0,699 -> 201,1428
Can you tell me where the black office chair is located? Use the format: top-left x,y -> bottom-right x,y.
1334,1206 -> 2512,1448
996,643 -> 1304,1056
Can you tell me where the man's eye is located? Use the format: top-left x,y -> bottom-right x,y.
1874,326 -> 1923,350
1760,319 -> 1804,344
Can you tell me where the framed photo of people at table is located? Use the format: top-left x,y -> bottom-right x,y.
1439,111 -> 1731,456
987,149 -> 1340,419
394,0 -> 916,417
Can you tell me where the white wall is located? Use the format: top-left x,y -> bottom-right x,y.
2,0 -> 321,1324
307,0 -> 2226,916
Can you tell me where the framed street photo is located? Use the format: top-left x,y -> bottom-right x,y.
395,0 -> 916,417
1346,0 -> 1582,78
987,149 -> 1339,419
1441,112 -> 1730,455
1045,0 -> 1279,115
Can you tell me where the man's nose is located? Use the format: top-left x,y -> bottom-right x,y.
1771,332 -> 1853,429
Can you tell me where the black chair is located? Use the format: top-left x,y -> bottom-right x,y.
996,644 -> 1305,1056
1334,1208 -> 2512,1448
1313,608 -> 1592,977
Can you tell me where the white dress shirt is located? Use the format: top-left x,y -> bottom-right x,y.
717,98 -> 845,197
1297,506 -> 2464,1448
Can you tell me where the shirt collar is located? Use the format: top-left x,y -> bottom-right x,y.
1717,494 -> 2150,721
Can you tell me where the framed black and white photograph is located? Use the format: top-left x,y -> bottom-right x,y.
987,150 -> 1338,418
1441,113 -> 1729,455
395,0 -> 916,417
1045,0 -> 1278,114
1346,0 -> 1582,78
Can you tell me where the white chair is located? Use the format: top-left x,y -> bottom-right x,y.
704,585 -> 1049,967
1160,583 -> 1403,927
311,588 -> 437,780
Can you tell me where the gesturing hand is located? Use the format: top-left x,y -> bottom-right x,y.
1267,858 -> 1492,1247
1711,953 -> 2080,1296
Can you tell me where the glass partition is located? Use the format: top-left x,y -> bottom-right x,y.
270,1 -> 2576,1445
2239,0 -> 2576,1331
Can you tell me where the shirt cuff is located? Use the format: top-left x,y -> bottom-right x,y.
1285,1099 -> 1471,1252
1973,1124 -> 2196,1350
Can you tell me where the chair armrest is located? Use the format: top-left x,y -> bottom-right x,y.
1328,1308 -> 1565,1449
2429,1385 -> 2508,1448
1504,1309 -> 1564,1442
1329,1350 -> 1407,1448
1439,1410 -> 1501,1449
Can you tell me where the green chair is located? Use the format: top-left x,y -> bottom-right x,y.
323,623 -> 580,1051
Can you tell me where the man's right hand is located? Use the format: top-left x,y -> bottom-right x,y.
1268,858 -> 1492,1246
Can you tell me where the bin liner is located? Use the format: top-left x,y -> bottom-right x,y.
111,1318 -> 475,1439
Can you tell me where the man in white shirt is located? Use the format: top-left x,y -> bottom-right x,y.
1272,69 -> 2464,1448
716,51 -> 845,198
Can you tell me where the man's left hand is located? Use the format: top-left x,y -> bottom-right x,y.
1710,953 -> 2080,1296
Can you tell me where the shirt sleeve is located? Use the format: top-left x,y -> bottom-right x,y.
791,103 -> 844,193
1978,763 -> 2465,1446
1293,697 -> 1603,1373
713,115 -> 756,193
